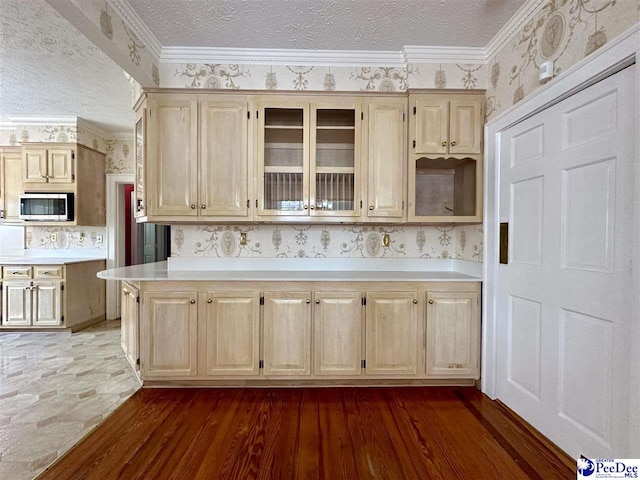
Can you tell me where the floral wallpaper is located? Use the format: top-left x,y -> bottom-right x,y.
486,0 -> 640,120
160,62 -> 486,91
172,224 -> 483,262
0,123 -> 78,146
104,138 -> 134,174
26,226 -> 107,251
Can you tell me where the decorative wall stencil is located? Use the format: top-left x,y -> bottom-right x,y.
175,63 -> 251,88
38,125 -> 77,142
490,61 -> 501,89
456,64 -> 482,89
265,68 -> 278,89
173,225 -> 483,262
20,129 -> 29,143
122,21 -> 145,67
151,63 -> 160,86
104,139 -> 134,174
287,66 -> 314,90
486,0 -> 636,120
100,5 -> 113,40
349,66 -> 417,91
323,71 -> 336,91
434,65 -> 447,88
8,133 -> 17,146
26,226 -> 107,251
92,138 -> 99,150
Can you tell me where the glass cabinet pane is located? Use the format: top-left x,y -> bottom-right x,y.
263,108 -> 304,211
314,109 -> 355,212
414,158 -> 477,217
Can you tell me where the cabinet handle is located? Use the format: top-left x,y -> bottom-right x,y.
124,291 -> 129,296
207,299 -> 212,304
201,205 -> 206,209
303,205 -> 308,210
441,141 -> 448,147
451,141 -> 457,147
413,299 -> 418,304
11,271 -> 19,275
315,300 -> 320,304
190,299 -> 196,304
428,299 -> 434,304
310,205 -> 315,210
190,204 -> 196,209
306,299 -> 311,304
369,205 -> 374,211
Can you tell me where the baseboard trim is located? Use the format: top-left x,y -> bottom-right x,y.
142,378 -> 478,388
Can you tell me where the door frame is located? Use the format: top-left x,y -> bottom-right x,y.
106,173 -> 134,320
483,22 -> 640,449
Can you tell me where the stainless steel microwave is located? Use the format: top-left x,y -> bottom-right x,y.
19,193 -> 74,221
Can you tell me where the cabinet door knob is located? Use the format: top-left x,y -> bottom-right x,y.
190,204 -> 196,209
441,141 -> 448,147
413,299 -> 418,304
207,299 -> 212,304
306,299 -> 311,304
303,205 -> 308,210
190,299 -> 196,304
201,205 -> 206,209
310,205 -> 315,210
124,291 -> 129,296
369,205 -> 374,210
428,299 -> 434,304
451,141 -> 457,147
315,300 -> 320,304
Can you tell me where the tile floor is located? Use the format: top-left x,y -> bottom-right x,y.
0,321 -> 141,480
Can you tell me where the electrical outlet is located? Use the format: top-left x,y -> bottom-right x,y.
97,234 -> 103,244
50,233 -> 57,242
239,232 -> 247,246
78,232 -> 85,243
382,233 -> 390,247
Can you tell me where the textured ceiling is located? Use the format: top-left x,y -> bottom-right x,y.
128,0 -> 527,50
0,0 -> 134,132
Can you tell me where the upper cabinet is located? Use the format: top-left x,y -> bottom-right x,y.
135,89 -> 482,225
23,146 -> 74,185
1,147 -> 23,223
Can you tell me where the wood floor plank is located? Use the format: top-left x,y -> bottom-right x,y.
38,387 -> 574,480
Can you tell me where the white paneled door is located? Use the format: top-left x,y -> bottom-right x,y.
497,67 -> 636,458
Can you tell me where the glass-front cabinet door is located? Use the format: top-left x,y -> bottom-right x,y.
310,101 -> 360,217
257,102 -> 309,216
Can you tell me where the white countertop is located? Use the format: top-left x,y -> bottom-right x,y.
0,256 -> 106,265
98,259 -> 482,282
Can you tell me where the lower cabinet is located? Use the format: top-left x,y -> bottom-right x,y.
263,292 -> 311,376
2,281 -> 62,326
314,292 -> 363,376
142,291 -> 198,378
198,291 -> 260,376
365,292 -> 419,375
426,291 -> 480,378
3,281 -> 32,326
32,282 -> 62,326
120,283 -> 139,370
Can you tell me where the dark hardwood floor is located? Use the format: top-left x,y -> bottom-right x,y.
38,387 -> 574,480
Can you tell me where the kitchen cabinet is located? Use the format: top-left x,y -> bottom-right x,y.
314,292 -> 363,376
142,291 -> 198,377
3,281 -> 31,326
1,147 -> 23,223
121,282 -> 139,370
411,94 -> 483,155
134,103 -> 146,218
365,291 -> 419,375
426,290 -> 480,378
198,291 -> 260,376
263,291 -> 311,375
23,147 -> 74,185
32,282 -> 62,326
364,97 -> 407,219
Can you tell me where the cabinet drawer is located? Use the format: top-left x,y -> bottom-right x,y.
33,266 -> 63,279
3,266 -> 32,279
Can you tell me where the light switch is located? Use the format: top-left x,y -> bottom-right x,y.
239,232 -> 247,246
78,232 -> 85,243
382,233 -> 390,247
97,234 -> 103,244
50,233 -> 57,242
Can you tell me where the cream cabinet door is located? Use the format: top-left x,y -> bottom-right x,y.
142,291 -> 198,377
426,291 -> 479,378
199,291 -> 260,376
2,153 -> 23,222
32,282 -> 62,326
23,149 -> 48,183
148,96 -> 198,216
365,98 -> 406,218
3,281 -> 31,326
449,98 -> 483,155
47,149 -> 74,184
413,96 -> 449,155
120,285 -> 130,355
365,292 -> 418,375
314,292 -> 363,376
121,283 -> 139,367
200,97 -> 249,217
263,292 -> 311,376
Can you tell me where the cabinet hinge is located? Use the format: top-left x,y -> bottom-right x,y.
72,174 -> 75,180
72,152 -> 75,160
413,140 -> 416,149
361,112 -> 364,120
61,284 -> 64,291
61,316 -> 64,323
403,113 -> 405,122
359,200 -> 363,208
136,296 -> 140,304
413,106 -> 416,115
259,360 -> 264,369
361,296 -> 366,306
402,200 -> 405,209
361,359 -> 366,369
256,111 -> 259,119
259,296 -> 264,305
136,358 -> 140,366
255,199 -> 258,208
247,199 -> 250,208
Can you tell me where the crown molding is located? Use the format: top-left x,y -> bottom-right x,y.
160,46 -> 407,67
485,0 -> 548,60
109,130 -> 134,140
77,118 -> 113,140
402,46 -> 487,64
6,116 -> 77,127
108,0 -> 162,60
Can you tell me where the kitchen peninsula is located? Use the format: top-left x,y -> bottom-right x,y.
99,258 -> 481,386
